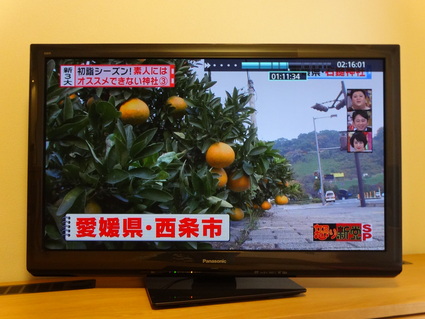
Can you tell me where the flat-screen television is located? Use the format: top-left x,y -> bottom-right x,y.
27,43 -> 402,308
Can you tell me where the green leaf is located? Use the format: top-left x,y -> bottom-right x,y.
108,95 -> 116,106
111,135 -> 130,168
207,196 -> 233,208
79,171 -> 99,186
179,161 -> 190,189
114,119 -> 127,143
157,152 -> 177,165
193,207 -> 210,214
204,169 -> 214,197
242,161 -> 254,175
124,91 -> 132,100
56,187 -> 85,216
47,116 -> 89,139
95,101 -> 120,127
96,88 -> 103,98
106,169 -> 130,184
129,167 -> 156,179
230,169 -> 244,180
200,140 -> 212,153
63,96 -> 74,121
139,188 -> 173,202
135,142 -> 164,159
191,171 -> 204,194
134,127 -> 158,145
260,157 -> 270,172
63,164 -> 81,178
204,81 -> 217,90
46,93 -> 61,107
124,124 -> 134,150
45,224 -> 63,240
248,146 -> 268,156
173,132 -> 185,139
46,59 -> 56,80
156,170 -> 170,181
130,128 -> 158,157
86,140 -> 104,166
187,118 -> 204,130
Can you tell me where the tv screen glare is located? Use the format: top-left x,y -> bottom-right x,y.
27,44 -> 402,307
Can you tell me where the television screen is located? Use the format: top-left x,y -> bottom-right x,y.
27,44 -> 402,307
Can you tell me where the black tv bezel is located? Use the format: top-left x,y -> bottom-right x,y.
27,43 -> 402,278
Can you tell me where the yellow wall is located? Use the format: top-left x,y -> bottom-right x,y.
1,0 -> 424,283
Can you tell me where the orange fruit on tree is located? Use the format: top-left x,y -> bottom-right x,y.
261,201 -> 272,210
166,96 -> 187,115
277,181 -> 290,187
275,195 -> 289,205
227,173 -> 250,192
86,96 -> 95,108
59,93 -> 77,105
84,200 -> 102,214
205,142 -> 235,168
211,167 -> 228,188
119,98 -> 150,125
229,207 -> 245,221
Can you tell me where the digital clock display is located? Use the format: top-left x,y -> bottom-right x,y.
269,71 -> 308,81
336,61 -> 366,68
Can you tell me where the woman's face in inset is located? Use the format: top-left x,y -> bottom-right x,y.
351,91 -> 367,109
353,114 -> 368,131
353,138 -> 365,151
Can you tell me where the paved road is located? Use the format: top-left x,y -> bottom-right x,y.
214,198 -> 385,251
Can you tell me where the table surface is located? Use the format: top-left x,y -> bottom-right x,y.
0,254 -> 424,319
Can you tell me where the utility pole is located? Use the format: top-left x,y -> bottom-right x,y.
247,72 -> 257,127
313,114 -> 337,205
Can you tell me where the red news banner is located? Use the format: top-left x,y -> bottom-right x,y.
65,214 -> 230,241
60,65 -> 175,88
313,223 -> 373,242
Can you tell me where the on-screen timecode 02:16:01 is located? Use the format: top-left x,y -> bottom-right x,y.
269,71 -> 308,81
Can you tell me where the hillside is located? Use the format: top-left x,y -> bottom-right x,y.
273,128 -> 384,197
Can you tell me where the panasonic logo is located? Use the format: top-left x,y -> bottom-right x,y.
202,259 -> 227,264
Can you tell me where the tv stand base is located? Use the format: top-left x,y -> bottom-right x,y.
146,275 -> 306,309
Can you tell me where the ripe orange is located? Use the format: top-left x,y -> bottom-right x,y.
211,167 -> 228,188
205,142 -> 235,168
119,98 -> 150,125
84,200 -> 102,214
59,94 -> 77,105
277,181 -> 290,187
166,96 -> 187,115
229,207 -> 244,221
86,96 -> 95,108
261,201 -> 272,210
227,173 -> 250,192
275,195 -> 289,205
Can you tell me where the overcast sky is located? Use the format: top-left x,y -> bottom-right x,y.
200,64 -> 384,142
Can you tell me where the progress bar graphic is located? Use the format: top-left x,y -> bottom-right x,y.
204,59 -> 333,72
241,61 -> 289,70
